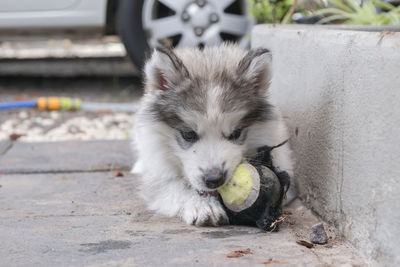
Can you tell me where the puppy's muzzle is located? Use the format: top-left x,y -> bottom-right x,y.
203,167 -> 227,189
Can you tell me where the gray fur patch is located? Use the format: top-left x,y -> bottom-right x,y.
148,76 -> 207,130
156,46 -> 190,78
147,46 -> 273,132
237,48 -> 270,74
219,73 -> 273,128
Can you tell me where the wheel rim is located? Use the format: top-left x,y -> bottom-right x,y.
142,0 -> 253,48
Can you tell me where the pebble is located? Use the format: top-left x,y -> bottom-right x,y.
40,118 -> 54,127
310,222 -> 328,245
49,111 -> 60,120
19,111 -> 28,119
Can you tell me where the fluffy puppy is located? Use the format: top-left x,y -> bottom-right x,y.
132,44 -> 293,226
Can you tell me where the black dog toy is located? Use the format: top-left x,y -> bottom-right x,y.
217,140 -> 290,231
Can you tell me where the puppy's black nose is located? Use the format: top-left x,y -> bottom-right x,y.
203,167 -> 226,189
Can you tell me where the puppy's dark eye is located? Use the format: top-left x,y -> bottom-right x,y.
228,128 -> 242,141
180,130 -> 199,143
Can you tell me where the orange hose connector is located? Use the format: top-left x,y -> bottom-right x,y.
37,97 -> 81,111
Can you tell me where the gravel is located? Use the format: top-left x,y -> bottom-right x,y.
0,76 -> 141,143
310,222 -> 328,245
0,109 -> 134,142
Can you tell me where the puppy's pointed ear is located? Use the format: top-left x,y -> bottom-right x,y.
237,48 -> 272,94
144,46 -> 190,92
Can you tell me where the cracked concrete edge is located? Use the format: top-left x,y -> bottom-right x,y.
0,140 -> 13,157
0,140 -> 134,174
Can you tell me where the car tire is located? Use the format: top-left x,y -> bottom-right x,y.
117,0 -> 252,71
117,0 -> 149,71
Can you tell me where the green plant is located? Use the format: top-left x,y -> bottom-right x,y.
249,0 -> 297,24
315,0 -> 400,25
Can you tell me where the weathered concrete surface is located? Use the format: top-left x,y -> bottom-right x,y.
0,140 -> 12,156
252,25 -> 400,266
0,171 -> 364,266
0,140 -> 133,174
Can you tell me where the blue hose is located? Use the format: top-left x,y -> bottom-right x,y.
0,100 -> 37,110
0,99 -> 138,112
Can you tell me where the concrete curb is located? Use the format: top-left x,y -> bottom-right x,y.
252,24 -> 400,266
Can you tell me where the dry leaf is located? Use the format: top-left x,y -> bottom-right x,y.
115,170 -> 124,177
227,251 -> 243,258
236,248 -> 251,254
262,258 -> 289,264
270,216 -> 286,231
296,240 -> 314,249
227,248 -> 252,258
9,133 -> 23,141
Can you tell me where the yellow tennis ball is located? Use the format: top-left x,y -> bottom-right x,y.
218,162 -> 260,212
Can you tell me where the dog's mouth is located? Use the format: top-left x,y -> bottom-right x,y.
197,190 -> 219,197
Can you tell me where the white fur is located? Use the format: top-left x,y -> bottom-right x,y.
132,45 -> 294,226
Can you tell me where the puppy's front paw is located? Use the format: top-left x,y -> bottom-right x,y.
182,197 -> 228,226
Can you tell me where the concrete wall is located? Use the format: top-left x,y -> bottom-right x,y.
252,25 -> 400,266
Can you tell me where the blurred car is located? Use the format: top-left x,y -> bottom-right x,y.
0,0 -> 253,68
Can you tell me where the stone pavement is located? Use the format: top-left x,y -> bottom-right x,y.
0,141 -> 365,266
